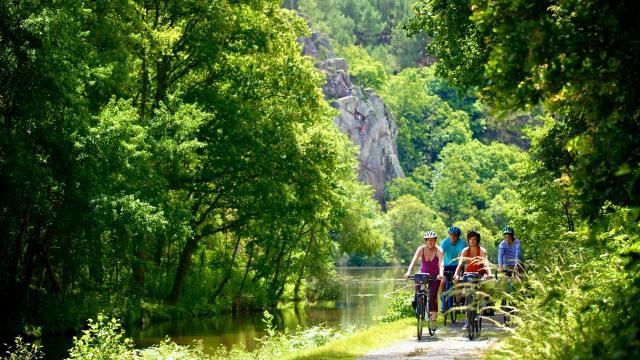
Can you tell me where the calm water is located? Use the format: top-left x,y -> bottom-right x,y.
38,267 -> 407,358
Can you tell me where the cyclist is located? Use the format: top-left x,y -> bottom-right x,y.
439,226 -> 466,308
454,230 -> 492,330
404,231 -> 444,323
498,226 -> 521,275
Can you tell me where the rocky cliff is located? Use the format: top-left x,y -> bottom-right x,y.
301,32 -> 405,204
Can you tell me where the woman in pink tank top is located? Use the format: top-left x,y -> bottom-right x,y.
404,231 -> 444,322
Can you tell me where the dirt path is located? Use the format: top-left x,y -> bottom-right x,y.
359,316 -> 505,360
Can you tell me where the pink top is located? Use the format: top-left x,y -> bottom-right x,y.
420,248 -> 440,275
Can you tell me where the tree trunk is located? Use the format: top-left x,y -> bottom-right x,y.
209,234 -> 241,303
293,231 -> 315,301
167,236 -> 199,304
563,200 -> 575,231
239,241 -> 254,293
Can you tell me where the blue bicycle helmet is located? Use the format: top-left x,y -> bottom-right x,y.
448,226 -> 461,235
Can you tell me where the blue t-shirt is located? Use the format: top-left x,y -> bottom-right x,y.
440,237 -> 467,266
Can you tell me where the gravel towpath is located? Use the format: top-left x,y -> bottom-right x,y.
359,315 -> 505,360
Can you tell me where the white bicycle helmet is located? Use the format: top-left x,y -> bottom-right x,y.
423,231 -> 438,239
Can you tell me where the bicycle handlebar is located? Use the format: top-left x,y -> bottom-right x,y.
502,268 -> 515,277
408,273 -> 436,283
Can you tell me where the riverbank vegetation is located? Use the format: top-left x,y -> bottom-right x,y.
0,0 -> 387,338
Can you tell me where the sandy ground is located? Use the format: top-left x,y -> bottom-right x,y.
359,315 -> 506,360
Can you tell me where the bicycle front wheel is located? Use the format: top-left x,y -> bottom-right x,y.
466,294 -> 475,340
417,295 -> 425,340
502,298 -> 510,325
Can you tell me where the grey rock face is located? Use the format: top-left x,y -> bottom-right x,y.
301,35 -> 405,203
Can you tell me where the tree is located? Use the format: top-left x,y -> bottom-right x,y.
379,68 -> 472,173
386,195 -> 446,264
408,0 -> 640,217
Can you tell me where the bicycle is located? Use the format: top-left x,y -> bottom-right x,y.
441,270 -> 460,325
408,273 -> 437,339
461,272 -> 483,340
500,268 -> 516,325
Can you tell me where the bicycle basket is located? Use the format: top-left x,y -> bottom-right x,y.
413,273 -> 436,284
463,272 -> 480,282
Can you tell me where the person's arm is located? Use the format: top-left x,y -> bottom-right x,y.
454,248 -> 467,280
497,242 -> 504,273
437,247 -> 444,280
514,239 -> 521,275
481,248 -> 492,278
404,246 -> 422,278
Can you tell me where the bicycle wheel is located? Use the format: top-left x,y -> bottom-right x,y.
477,305 -> 483,335
427,294 -> 436,336
502,298 -> 510,324
466,294 -> 475,340
450,297 -> 458,324
417,295 -> 425,340
443,293 -> 448,326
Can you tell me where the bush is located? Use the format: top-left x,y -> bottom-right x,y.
66,314 -> 134,359
377,289 -> 414,323
1,336 -> 44,360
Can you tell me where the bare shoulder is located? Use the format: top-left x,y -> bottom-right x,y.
480,247 -> 488,255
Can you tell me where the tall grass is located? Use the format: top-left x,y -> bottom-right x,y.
486,224 -> 640,359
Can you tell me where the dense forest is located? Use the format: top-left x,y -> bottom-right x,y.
2,0 -> 639,359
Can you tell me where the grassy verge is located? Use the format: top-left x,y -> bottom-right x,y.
281,318 -> 414,360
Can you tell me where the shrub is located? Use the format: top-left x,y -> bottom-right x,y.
1,336 -> 44,360
377,289 -> 414,323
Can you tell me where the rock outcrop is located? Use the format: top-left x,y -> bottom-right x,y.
301,33 -> 405,204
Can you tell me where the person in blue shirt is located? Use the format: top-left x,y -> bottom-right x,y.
498,226 -> 522,275
440,226 -> 467,270
439,226 -> 466,308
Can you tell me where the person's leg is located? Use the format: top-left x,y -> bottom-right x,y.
430,279 -> 441,320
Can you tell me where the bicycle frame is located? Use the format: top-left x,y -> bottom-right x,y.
441,270 -> 459,325
409,273 -> 437,339
501,268 -> 515,324
462,272 -> 482,340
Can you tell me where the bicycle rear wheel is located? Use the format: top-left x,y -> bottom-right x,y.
417,295 -> 425,340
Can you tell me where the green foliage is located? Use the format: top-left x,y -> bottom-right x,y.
376,289 -> 414,323
385,177 -> 429,205
386,195 -> 446,264
1,337 -> 44,360
379,68 -> 473,173
67,314 -> 134,359
408,0 -> 640,217
337,45 -> 388,90
0,0 -> 390,337
296,0 -> 427,69
211,311 -> 347,360
487,216 -> 640,359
